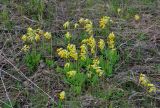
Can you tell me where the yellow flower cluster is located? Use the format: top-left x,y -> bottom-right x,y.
67,70 -> 77,78
22,27 -> 52,42
67,44 -> 78,60
79,18 -> 93,35
21,27 -> 52,52
107,32 -> 115,49
139,73 -> 156,93
82,36 -> 96,54
57,48 -> 69,59
44,32 -> 52,40
64,62 -> 70,68
117,8 -> 121,15
74,23 -> 79,29
134,14 -> 140,21
65,32 -> 72,39
99,16 -> 110,29
59,91 -> 65,100
21,45 -> 30,52
98,39 -> 105,50
57,44 -> 78,60
80,44 -> 88,61
90,58 -> 104,77
63,21 -> 70,29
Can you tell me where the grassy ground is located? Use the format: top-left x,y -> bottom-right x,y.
0,0 -> 160,108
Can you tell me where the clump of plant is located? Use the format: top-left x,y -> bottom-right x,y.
139,73 -> 160,93
26,0 -> 45,20
56,17 -> 119,98
21,27 -> 53,72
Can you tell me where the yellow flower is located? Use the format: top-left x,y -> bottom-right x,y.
35,34 -> 40,42
98,71 -> 103,77
59,91 -> 65,100
88,36 -> 96,54
82,39 -> 88,43
67,70 -> 76,78
84,23 -> 93,35
74,23 -> 79,29
79,18 -> 85,24
99,16 -> 110,29
57,48 -> 63,52
57,49 -> 69,59
107,32 -> 115,49
36,28 -> 43,35
66,44 -> 78,60
88,36 -> 95,46
44,32 -> 52,40
108,32 -> 115,41
87,72 -> 92,78
147,84 -> 156,93
63,21 -> 70,29
67,44 -> 76,52
98,39 -> 105,50
96,68 -> 104,77
21,35 -> 27,42
80,44 -> 87,61
108,42 -> 115,49
90,58 -> 104,77
117,8 -> 121,14
64,62 -> 70,68
91,47 -> 95,54
139,73 -> 149,86
27,35 -> 34,42
84,19 -> 91,24
27,27 -> 33,33
27,27 -> 34,40
65,32 -> 72,39
21,45 -> 30,52
93,58 -> 100,65
134,14 -> 140,21
69,52 -> 78,60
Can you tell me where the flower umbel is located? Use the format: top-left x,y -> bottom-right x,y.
74,23 -> 79,29
139,73 -> 157,93
84,22 -> 93,35
67,70 -> 77,78
64,62 -> 70,69
65,32 -> 72,40
99,16 -> 110,29
67,44 -> 78,60
80,44 -> 88,61
35,34 -> 40,42
107,32 -> 115,49
98,39 -> 105,50
59,91 -> 65,100
21,45 -> 30,52
44,32 -> 52,40
134,14 -> 140,21
21,35 -> 27,42
63,21 -> 70,29
57,48 -> 69,59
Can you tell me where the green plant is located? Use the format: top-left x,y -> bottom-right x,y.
25,51 -> 41,72
26,0 -> 45,20
56,17 -> 119,99
21,27 -> 53,72
0,8 -> 14,29
45,59 -> 54,68
2,100 -> 20,108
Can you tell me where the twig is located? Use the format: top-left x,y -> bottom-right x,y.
1,69 -> 21,82
1,76 -> 13,108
